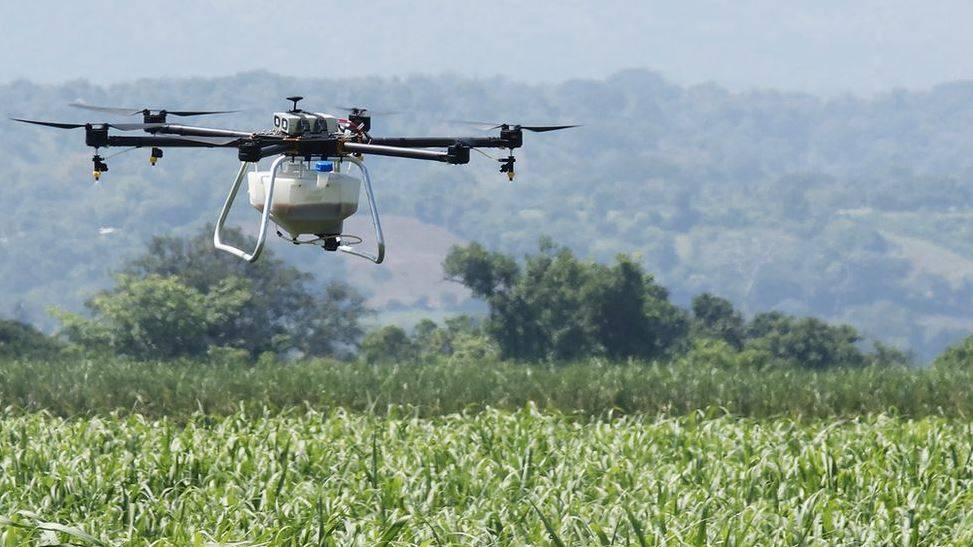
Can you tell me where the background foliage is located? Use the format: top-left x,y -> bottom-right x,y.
6,70 -> 973,358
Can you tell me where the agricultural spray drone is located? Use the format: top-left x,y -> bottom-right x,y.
12,97 -> 577,263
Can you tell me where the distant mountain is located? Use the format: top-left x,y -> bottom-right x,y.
4,69 -> 973,359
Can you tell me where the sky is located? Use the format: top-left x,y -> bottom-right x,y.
1,1 -> 971,95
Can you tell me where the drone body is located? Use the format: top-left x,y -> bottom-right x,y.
12,97 -> 577,263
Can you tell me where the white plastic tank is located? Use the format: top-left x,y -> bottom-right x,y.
248,160 -> 361,237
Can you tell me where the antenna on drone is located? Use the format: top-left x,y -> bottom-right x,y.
286,96 -> 303,113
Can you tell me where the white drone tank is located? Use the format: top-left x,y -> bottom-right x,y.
247,160 -> 361,238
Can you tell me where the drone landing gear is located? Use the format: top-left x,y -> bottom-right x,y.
214,155 -> 384,264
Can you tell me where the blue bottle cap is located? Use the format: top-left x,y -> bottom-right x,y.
313,160 -> 334,172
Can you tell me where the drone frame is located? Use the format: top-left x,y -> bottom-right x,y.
12,98 -> 577,263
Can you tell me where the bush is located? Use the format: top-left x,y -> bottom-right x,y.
933,334 -> 973,369
745,314 -> 866,369
360,325 -> 418,364
0,319 -> 61,357
360,317 -> 500,364
679,338 -> 772,370
691,293 -> 745,349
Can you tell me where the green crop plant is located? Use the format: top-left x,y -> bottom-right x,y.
2,409 -> 973,544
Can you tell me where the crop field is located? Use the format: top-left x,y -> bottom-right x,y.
5,357 -> 973,419
3,408 -> 973,545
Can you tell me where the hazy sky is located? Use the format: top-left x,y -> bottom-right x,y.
2,0 -> 971,95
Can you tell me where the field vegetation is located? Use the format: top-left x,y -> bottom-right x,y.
4,409 -> 973,545
1,354 -> 972,421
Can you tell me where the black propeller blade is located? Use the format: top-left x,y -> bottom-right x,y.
165,110 -> 239,117
448,120 -> 500,130
9,118 -> 166,131
448,120 -> 581,132
335,106 -> 402,116
518,124 -> 581,133
69,101 -> 238,117
9,118 -> 86,129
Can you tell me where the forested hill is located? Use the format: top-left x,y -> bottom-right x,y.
4,70 -> 973,359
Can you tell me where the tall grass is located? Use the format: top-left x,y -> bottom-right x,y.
1,356 -> 971,419
2,409 -> 973,544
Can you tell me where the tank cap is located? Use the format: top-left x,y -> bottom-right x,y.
313,160 -> 334,173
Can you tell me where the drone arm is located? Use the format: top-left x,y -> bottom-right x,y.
341,142 -> 469,164
368,136 -> 515,149
152,124 -> 254,139
256,143 -> 291,158
105,135 -> 238,147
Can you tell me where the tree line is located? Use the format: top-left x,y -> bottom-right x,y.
0,225 -> 948,369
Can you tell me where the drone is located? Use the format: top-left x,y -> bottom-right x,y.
11,97 -> 577,263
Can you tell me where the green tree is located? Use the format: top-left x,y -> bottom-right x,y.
0,319 -> 61,357
933,334 -> 973,369
745,313 -> 865,369
56,274 -> 250,359
443,242 -> 519,298
121,225 -> 368,357
412,317 -> 463,358
581,256 -> 689,359
411,316 -> 499,361
360,325 -> 418,364
444,240 -> 687,361
868,341 -> 912,367
691,293 -> 745,349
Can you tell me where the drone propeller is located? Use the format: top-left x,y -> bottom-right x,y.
449,120 -> 581,132
517,124 -> 581,132
9,119 -> 86,129
449,120 -> 502,131
164,109 -> 240,117
9,118 -> 166,131
335,106 -> 402,116
69,101 -> 239,117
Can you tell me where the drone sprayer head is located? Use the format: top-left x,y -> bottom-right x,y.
499,155 -> 516,182
92,154 -> 108,181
